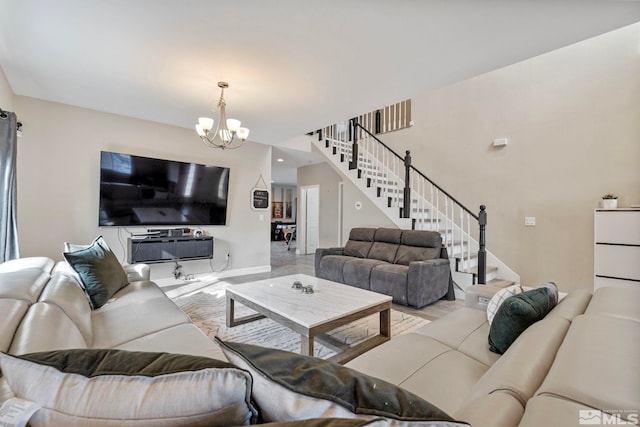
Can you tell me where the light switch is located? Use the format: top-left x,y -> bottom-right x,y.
259,214 -> 264,221
525,217 -> 536,226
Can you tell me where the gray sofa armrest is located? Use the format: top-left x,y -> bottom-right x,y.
123,263 -> 151,282
314,247 -> 344,274
407,258 -> 452,308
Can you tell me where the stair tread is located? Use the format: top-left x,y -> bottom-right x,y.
487,279 -> 516,288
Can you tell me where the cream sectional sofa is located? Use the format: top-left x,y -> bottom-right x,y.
0,256 -> 226,406
2,256 -> 639,427
346,284 -> 640,427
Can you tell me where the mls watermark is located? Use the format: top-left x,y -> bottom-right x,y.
579,410 -> 639,425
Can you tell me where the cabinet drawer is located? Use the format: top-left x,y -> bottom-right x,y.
595,276 -> 639,291
594,244 -> 640,281
595,211 -> 640,244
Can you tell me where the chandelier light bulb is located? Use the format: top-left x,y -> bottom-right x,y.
195,82 -> 249,149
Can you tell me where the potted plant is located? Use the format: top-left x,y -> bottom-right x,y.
601,194 -> 618,209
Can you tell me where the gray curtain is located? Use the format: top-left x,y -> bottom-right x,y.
0,111 -> 19,262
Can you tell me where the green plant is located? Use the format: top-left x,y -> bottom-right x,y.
602,194 -> 618,200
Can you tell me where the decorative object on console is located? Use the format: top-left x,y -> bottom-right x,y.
0,349 -> 257,427
601,194 -> 618,209
195,81 -> 250,149
62,236 -> 129,309
216,339 -> 469,427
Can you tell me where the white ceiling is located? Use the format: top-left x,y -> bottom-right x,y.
1,1 -> 639,184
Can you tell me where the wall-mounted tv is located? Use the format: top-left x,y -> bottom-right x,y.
99,151 -> 230,226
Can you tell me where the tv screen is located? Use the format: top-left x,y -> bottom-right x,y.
99,151 -> 230,226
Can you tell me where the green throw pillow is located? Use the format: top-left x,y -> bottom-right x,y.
0,349 -> 257,427
488,287 -> 557,354
63,236 -> 128,309
216,338 -> 469,427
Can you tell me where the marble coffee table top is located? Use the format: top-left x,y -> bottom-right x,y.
226,274 -> 392,329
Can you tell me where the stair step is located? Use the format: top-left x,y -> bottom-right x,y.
486,279 -> 516,288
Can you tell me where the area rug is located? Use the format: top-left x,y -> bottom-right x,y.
172,281 -> 429,359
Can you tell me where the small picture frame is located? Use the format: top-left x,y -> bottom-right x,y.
251,188 -> 270,210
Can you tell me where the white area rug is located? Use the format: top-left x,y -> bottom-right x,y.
172,281 -> 429,359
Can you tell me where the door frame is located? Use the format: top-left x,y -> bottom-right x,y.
297,184 -> 320,255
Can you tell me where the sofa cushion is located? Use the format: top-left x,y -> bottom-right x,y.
465,317 -> 571,407
318,255 -> 353,283
585,286 -> 640,322
413,307 -> 500,368
0,299 -> 29,352
534,314 -> 640,422
38,273 -> 93,346
486,284 -> 522,326
0,269 -> 51,302
90,281 -> 191,348
368,229 -> 402,263
370,264 -> 409,305
0,257 -> 54,274
9,302 -> 89,355
258,419 -> 388,427
216,339 -> 468,427
394,231 -> 441,265
63,236 -> 129,309
342,258 -> 387,289
0,349 -> 257,427
343,228 -> 376,258
488,287 -> 557,354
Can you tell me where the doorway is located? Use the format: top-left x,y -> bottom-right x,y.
298,185 -> 320,255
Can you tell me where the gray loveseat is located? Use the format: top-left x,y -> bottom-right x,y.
315,227 -> 454,308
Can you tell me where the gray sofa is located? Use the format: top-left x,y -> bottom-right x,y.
315,227 -> 454,308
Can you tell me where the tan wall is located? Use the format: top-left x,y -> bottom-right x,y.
0,66 -> 14,111
14,96 -> 271,279
383,23 -> 640,291
297,161 -> 397,248
297,162 -> 342,248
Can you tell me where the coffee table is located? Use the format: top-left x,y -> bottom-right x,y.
226,274 -> 392,364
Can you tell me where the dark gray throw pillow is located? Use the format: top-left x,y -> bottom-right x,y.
488,287 -> 557,354
63,236 -> 128,309
216,338 -> 469,427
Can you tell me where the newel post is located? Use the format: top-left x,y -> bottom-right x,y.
477,205 -> 487,284
403,150 -> 411,218
349,118 -> 358,170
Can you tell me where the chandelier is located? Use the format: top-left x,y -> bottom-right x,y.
195,82 -> 250,149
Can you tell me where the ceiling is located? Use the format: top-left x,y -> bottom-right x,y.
1,1 -> 639,184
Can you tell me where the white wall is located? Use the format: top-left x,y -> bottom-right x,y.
14,96 -> 272,279
0,66 -> 14,111
383,23 -> 640,291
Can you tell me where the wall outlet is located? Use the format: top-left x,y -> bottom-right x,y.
524,217 -> 536,226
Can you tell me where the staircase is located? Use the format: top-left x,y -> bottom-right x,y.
311,119 -> 519,297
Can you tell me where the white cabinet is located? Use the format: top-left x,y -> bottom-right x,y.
594,209 -> 640,290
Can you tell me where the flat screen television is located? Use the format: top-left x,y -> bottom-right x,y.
99,151 -> 230,226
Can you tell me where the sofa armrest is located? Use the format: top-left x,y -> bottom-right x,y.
314,247 -> 344,274
123,263 -> 150,282
407,258 -> 452,308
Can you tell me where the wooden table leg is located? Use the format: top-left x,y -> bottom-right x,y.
226,295 -> 235,327
380,306 -> 391,338
301,334 -> 314,356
